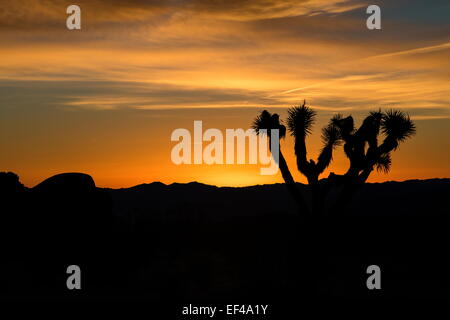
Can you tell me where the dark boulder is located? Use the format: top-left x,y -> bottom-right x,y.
34,172 -> 96,193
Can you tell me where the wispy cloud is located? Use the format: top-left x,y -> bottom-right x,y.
0,0 -> 368,30
365,42 -> 450,60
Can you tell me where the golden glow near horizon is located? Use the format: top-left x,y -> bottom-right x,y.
1,0 -> 450,188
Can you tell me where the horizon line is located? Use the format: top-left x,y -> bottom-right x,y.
10,171 -> 449,190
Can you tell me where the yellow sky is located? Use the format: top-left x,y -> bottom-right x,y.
1,0 -> 449,188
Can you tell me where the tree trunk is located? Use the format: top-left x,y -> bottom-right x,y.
270,139 -> 310,215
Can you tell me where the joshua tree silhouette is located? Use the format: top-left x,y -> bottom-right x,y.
252,102 -> 416,216
252,110 -> 309,214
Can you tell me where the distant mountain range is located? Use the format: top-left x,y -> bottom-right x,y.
105,178 -> 450,221
2,172 -> 450,299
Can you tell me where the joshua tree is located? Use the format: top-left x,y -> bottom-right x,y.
252,110 -> 309,214
286,101 -> 341,214
252,103 -> 416,216
330,109 -> 416,211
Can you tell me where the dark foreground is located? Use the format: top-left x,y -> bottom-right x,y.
1,172 -> 450,308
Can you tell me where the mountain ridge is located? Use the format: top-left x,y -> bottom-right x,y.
101,177 -> 450,191
104,177 -> 450,219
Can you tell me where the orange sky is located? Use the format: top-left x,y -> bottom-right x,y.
1,0 -> 449,188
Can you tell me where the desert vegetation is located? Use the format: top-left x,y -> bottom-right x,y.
252,101 -> 416,215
